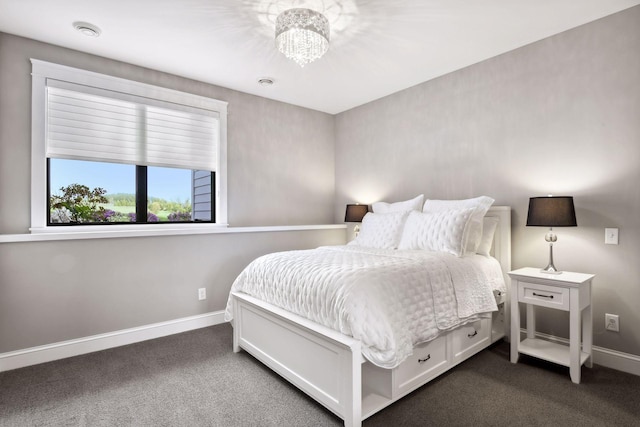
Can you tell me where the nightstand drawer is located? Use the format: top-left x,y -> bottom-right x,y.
518,281 -> 569,310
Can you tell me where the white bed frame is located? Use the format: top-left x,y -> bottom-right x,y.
231,206 -> 511,427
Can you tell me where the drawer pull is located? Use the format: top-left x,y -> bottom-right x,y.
533,292 -> 554,299
468,330 -> 478,338
418,354 -> 431,364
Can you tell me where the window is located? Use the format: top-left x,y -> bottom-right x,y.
31,60 -> 227,231
48,159 -> 214,224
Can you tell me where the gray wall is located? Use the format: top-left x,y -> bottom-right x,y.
0,230 -> 346,353
335,7 -> 640,356
0,33 -> 341,353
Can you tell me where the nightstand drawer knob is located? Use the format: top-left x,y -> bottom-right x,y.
418,354 -> 431,364
468,330 -> 478,338
533,292 -> 554,299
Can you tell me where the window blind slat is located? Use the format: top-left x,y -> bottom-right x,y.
49,120 -> 139,140
49,106 -> 140,129
147,108 -> 216,127
145,127 -> 215,142
46,144 -> 139,165
49,92 -> 139,117
48,134 -> 138,152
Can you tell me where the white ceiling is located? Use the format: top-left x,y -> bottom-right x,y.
0,0 -> 638,114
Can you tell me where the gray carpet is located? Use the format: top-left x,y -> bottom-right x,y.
1,323 -> 639,426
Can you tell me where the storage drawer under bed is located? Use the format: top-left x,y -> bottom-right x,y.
452,318 -> 491,362
395,335 -> 448,394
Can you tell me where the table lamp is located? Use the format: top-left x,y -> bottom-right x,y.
344,204 -> 368,236
526,196 -> 577,274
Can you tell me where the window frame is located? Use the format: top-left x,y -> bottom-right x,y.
31,59 -> 228,233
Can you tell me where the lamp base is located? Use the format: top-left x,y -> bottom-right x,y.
541,239 -> 562,274
540,267 -> 563,275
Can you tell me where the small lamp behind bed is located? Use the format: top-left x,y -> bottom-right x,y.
527,196 -> 577,274
345,204 -> 368,236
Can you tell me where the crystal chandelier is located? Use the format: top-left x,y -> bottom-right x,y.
275,8 -> 330,67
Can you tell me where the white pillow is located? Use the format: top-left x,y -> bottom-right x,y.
422,196 -> 494,253
350,211 -> 409,249
476,216 -> 499,256
397,208 -> 476,257
372,194 -> 424,214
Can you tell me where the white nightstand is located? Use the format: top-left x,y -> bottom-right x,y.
508,267 -> 595,384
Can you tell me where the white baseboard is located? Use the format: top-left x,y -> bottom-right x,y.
3,319 -> 638,377
0,311 -> 225,372
593,345 -> 640,376
523,330 -> 640,377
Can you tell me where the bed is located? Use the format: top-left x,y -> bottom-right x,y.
226,204 -> 511,427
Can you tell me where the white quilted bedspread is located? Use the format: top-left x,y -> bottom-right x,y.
224,245 -> 505,368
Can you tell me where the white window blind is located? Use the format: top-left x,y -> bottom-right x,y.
46,80 -> 219,171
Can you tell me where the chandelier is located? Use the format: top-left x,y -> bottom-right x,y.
275,8 -> 330,67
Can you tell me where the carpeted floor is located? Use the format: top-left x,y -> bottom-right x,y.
1,323 -> 638,426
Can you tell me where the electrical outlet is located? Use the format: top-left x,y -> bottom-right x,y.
605,313 -> 619,332
198,288 -> 206,301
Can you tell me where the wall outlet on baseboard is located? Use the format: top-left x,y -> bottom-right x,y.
605,313 -> 619,332
198,288 -> 206,301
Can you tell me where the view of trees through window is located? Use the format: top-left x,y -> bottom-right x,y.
48,159 -> 209,224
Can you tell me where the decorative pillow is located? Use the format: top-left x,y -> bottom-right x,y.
422,196 -> 494,253
397,208 -> 476,257
476,216 -> 499,256
350,211 -> 410,249
372,194 -> 424,214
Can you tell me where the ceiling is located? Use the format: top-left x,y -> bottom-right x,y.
0,0 -> 638,114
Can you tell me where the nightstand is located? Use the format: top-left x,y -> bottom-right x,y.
508,267 -> 595,384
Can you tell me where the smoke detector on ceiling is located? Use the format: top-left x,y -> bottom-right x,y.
73,22 -> 101,37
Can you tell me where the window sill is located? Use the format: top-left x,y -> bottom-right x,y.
0,224 -> 346,243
